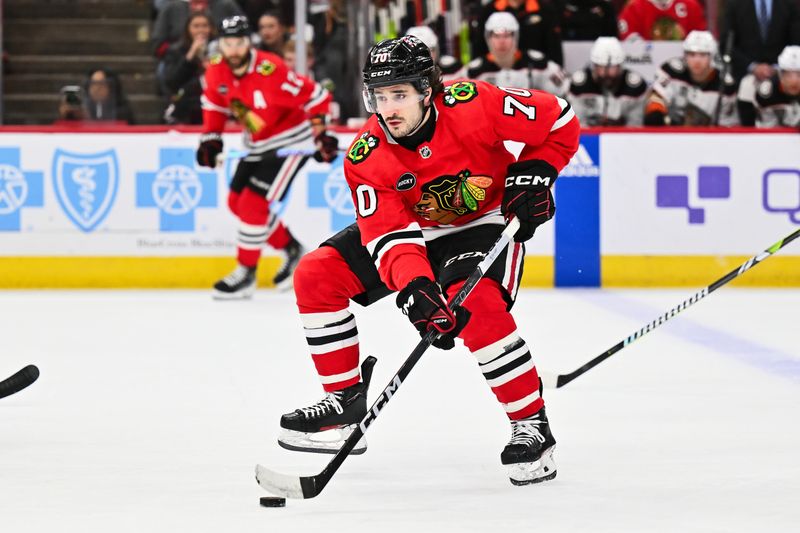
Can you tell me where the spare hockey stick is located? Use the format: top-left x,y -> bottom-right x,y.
540,227 -> 800,389
0,365 -> 40,399
255,217 -> 521,499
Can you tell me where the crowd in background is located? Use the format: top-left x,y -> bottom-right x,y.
55,0 -> 800,128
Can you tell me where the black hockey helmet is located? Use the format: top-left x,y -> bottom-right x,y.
219,15 -> 250,38
362,36 -> 435,92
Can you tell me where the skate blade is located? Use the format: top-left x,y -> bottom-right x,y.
507,445 -> 557,486
277,425 -> 367,455
211,284 -> 256,300
274,277 -> 294,292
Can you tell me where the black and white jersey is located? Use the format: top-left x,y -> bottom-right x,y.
439,54 -> 464,82
649,57 -> 738,126
567,66 -> 648,126
753,75 -> 800,128
460,49 -> 567,96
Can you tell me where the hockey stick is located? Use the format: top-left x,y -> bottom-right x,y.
255,217 -> 521,499
0,365 -> 40,399
540,227 -> 800,389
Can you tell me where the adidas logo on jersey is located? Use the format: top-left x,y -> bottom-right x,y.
561,144 -> 599,177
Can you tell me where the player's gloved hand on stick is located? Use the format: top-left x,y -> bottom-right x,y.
396,277 -> 471,350
501,159 -> 558,242
313,130 -> 339,163
196,133 -> 223,168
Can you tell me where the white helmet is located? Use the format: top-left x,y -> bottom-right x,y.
485,12 -> 519,37
778,45 -> 800,71
590,37 -> 625,66
406,26 -> 439,53
683,30 -> 717,56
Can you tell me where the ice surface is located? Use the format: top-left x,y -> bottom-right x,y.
1,288 -> 798,532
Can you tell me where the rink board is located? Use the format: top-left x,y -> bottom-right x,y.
0,127 -> 798,287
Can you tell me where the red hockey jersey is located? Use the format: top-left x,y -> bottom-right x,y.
344,80 -> 580,292
201,49 -> 331,154
618,0 -> 707,41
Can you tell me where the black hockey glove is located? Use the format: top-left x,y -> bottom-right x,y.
196,133 -> 223,168
396,277 -> 471,350
502,159 -> 558,242
313,130 -> 339,163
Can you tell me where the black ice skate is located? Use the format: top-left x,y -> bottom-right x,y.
278,356 -> 376,455
272,237 -> 304,291
501,406 -> 557,486
212,264 -> 256,300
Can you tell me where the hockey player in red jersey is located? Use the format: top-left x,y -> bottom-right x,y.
195,16 -> 336,298
277,36 -> 579,486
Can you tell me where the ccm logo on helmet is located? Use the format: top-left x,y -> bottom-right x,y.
505,175 -> 553,187
371,70 -> 392,77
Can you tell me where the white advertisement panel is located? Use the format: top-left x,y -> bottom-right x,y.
600,133 -> 800,255
0,132 -> 352,256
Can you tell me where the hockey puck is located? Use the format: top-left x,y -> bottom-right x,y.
259,496 -> 286,508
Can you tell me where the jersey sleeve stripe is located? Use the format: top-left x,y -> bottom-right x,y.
304,85 -> 329,111
550,96 -> 576,132
366,224 -> 426,269
201,95 -> 230,114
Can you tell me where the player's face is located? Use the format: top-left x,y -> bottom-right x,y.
592,64 -> 622,88
372,84 -> 429,137
220,37 -> 251,69
685,52 -> 712,79
487,31 -> 516,57
780,70 -> 800,95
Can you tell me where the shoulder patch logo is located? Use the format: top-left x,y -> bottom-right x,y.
347,132 -> 379,164
210,54 -> 223,65
443,81 -> 478,107
396,173 -> 416,191
257,60 -> 276,76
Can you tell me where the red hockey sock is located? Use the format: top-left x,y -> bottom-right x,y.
294,246 -> 367,392
450,278 -> 544,420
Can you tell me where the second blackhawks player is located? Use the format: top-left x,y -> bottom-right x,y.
195,16 -> 337,298
277,36 -> 579,486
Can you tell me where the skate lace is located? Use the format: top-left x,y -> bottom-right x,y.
509,416 -> 546,446
299,392 -> 344,419
222,265 -> 251,285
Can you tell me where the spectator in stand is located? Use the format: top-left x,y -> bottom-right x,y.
237,0 -> 293,29
256,10 -> 288,55
56,85 -> 87,122
311,0 -> 354,120
720,0 -> 800,84
618,0 -> 706,41
462,12 -> 567,95
644,31 -> 738,126
742,45 -> 800,127
405,25 -> 463,82
473,0 -> 564,66
567,37 -> 647,125
282,38 -> 314,74
162,11 -> 216,124
560,0 -> 619,41
151,0 -> 243,58
83,69 -> 135,124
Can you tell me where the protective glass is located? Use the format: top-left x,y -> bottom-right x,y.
362,86 -> 426,114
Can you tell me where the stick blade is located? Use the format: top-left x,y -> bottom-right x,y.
255,464 -> 315,499
538,369 -> 561,389
0,364 -> 40,399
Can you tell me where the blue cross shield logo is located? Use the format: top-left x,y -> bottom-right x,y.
52,149 -> 119,232
0,147 -> 44,232
136,147 -> 217,231
307,157 -> 355,232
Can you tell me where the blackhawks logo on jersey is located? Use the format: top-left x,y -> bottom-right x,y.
414,169 -> 492,224
346,132 -> 379,164
443,81 -> 478,107
257,60 -> 276,76
209,54 -> 223,65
